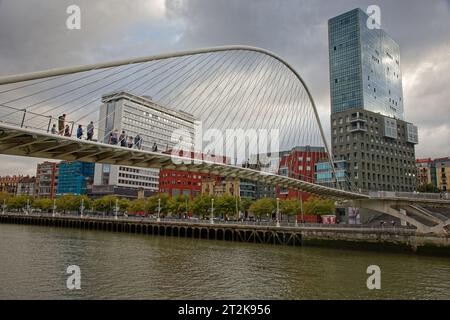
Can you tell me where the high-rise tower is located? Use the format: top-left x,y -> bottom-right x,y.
328,8 -> 418,192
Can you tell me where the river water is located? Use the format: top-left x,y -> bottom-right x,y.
0,223 -> 449,300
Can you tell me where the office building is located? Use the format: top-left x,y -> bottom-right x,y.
328,8 -> 418,192
277,146 -> 328,200
416,158 -> 434,189
16,176 -> 36,196
57,161 -> 95,196
159,151 -> 230,199
93,91 -> 196,196
434,157 -> 450,192
202,177 -> 240,198
35,162 -> 59,199
315,160 -> 350,189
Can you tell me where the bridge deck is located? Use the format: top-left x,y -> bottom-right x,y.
0,123 -> 368,200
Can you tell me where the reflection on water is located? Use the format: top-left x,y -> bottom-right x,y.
0,223 -> 449,300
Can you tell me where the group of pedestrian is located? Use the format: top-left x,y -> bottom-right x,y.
108,129 -> 142,150
50,114 -> 95,141
49,114 -> 70,137
49,114 -> 149,151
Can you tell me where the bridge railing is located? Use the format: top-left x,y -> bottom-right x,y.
368,191 -> 449,201
0,104 -> 342,189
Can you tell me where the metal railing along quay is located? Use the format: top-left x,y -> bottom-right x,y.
1,211 -> 416,233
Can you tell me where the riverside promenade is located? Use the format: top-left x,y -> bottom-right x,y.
1,213 -> 449,254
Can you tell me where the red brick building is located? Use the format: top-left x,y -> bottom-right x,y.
277,146 -> 328,201
159,151 -> 229,199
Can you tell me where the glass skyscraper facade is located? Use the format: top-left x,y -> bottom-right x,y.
329,8 -> 404,120
57,161 -> 94,195
328,8 -> 418,192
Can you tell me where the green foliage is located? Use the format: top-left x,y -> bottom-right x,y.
145,194 -> 170,216
127,199 -> 146,213
33,198 -> 53,212
56,194 -> 83,213
249,198 -> 274,220
0,192 -> 11,204
93,195 -> 117,213
168,195 -> 189,217
7,195 -> 33,210
280,199 -> 301,221
191,194 -> 214,219
303,197 -> 335,216
118,198 -> 130,212
240,198 -> 253,213
79,195 -> 92,211
216,195 -> 239,219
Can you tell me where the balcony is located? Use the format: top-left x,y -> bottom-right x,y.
349,123 -> 367,133
350,117 -> 367,124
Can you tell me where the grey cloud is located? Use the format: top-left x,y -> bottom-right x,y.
0,0 -> 449,175
165,0 -> 450,158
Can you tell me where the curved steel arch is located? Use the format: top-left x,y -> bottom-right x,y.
0,45 -> 337,184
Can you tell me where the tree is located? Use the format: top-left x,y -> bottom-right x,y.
33,198 -> 53,212
240,198 -> 253,217
191,195 -> 214,219
93,195 -> 117,214
145,194 -> 170,216
127,199 -> 146,214
0,192 -> 11,212
249,198 -> 274,221
118,198 -> 130,212
0,192 -> 11,204
168,195 -> 189,218
79,195 -> 92,212
56,194 -> 81,214
216,195 -> 240,220
303,197 -> 335,216
281,199 -> 301,222
7,195 -> 32,211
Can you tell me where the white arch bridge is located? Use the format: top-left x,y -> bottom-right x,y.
0,46 -> 449,235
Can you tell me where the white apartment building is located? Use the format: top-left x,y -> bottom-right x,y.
94,91 -> 195,193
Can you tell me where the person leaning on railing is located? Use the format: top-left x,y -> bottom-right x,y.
58,114 -> 66,135
76,125 -> 83,139
64,124 -> 71,137
109,130 -> 119,145
134,134 -> 142,150
86,121 -> 94,141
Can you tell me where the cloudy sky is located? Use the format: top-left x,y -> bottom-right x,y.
0,0 -> 449,176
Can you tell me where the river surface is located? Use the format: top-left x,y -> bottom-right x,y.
0,223 -> 449,300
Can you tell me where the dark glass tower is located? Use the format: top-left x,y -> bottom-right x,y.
328,8 -> 418,192
329,8 -> 404,120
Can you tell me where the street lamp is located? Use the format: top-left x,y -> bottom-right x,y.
52,199 -> 56,217
26,199 -> 30,216
157,198 -> 161,222
80,198 -> 85,218
114,199 -> 118,220
1,199 -> 6,215
276,198 -> 280,227
299,196 -> 304,227
210,198 -> 214,224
